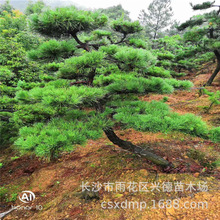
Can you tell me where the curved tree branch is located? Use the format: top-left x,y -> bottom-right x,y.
103,127 -> 172,167
115,33 -> 127,44
94,101 -> 172,168
71,33 -> 90,52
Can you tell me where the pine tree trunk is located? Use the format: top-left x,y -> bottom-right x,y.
88,68 -> 96,86
103,127 -> 171,167
205,50 -> 220,86
205,28 -> 220,86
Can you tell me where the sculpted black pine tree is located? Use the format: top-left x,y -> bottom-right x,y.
178,1 -> 220,86
15,6 -> 215,167
24,6 -> 173,166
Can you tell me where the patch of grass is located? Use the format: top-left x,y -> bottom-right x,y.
197,105 -> 209,112
0,185 -> 18,203
6,193 -> 18,202
187,149 -> 217,169
209,127 -> 220,143
162,96 -> 169,103
212,159 -> 220,167
10,156 -> 19,161
0,186 -> 8,201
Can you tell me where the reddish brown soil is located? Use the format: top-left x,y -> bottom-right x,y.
0,70 -> 219,220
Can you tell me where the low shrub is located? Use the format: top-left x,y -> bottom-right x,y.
209,127 -> 220,143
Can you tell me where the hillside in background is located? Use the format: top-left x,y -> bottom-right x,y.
0,0 -> 81,12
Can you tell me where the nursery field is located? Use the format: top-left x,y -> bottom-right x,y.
0,0 -> 220,219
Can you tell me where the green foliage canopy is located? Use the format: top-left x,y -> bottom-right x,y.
30,6 -> 108,38
1,4 -> 219,163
